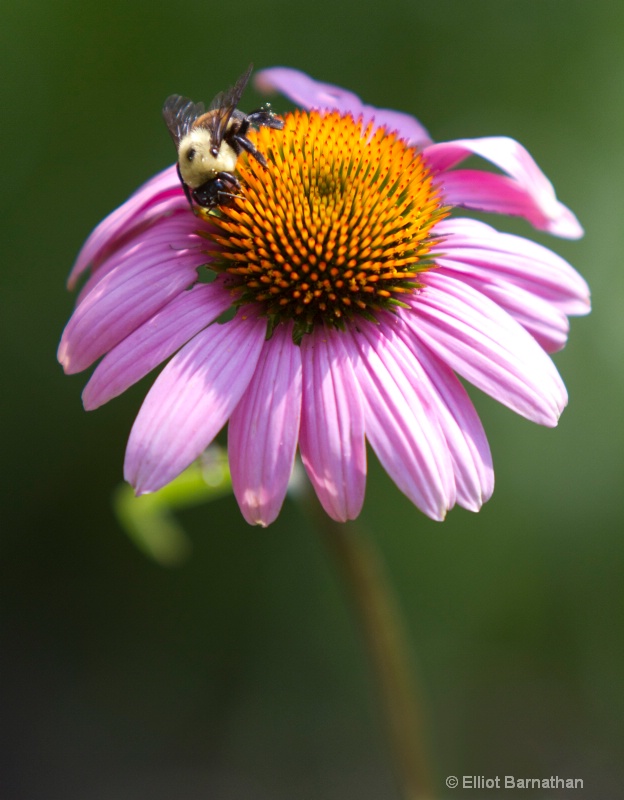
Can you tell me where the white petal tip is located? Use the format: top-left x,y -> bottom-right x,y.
242,512 -> 271,528
545,213 -> 584,240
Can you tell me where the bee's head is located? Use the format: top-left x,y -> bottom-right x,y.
177,129 -> 239,189
178,129 -> 225,188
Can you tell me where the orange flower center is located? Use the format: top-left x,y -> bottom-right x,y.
202,110 -> 448,341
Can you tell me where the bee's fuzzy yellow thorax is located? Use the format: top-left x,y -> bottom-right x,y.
178,129 -> 238,187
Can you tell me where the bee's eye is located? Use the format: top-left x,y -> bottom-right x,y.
186,148 -> 196,162
210,146 -> 219,157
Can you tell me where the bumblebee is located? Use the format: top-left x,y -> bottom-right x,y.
163,64 -> 283,211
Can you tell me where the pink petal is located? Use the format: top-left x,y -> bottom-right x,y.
228,324 -> 302,527
254,67 -> 432,147
83,280 -> 232,410
393,317 -> 494,511
436,273 -> 571,353
435,218 -> 590,316
345,321 -> 455,520
433,238 -> 564,354
124,312 -> 266,495
74,210 -> 205,306
405,273 -> 568,426
68,165 -> 186,289
299,327 -> 366,522
58,214 -> 206,375
424,137 -> 583,239
432,218 -> 590,352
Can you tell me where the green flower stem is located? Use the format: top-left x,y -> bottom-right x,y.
306,491 -> 436,800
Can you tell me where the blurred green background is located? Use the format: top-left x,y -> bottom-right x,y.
2,0 -> 622,797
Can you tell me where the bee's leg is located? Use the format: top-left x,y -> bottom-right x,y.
218,191 -> 244,205
176,164 -> 194,209
246,105 -> 285,130
230,135 -> 269,169
213,173 -> 244,206
215,172 -> 242,191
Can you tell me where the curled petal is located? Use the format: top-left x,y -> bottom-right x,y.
58,214 -> 206,374
228,324 -> 302,527
69,165 -> 186,288
424,137 -> 583,239
405,273 -> 568,426
83,280 -> 232,410
255,67 -> 432,147
299,327 -> 366,522
124,312 -> 266,495
346,322 -> 455,521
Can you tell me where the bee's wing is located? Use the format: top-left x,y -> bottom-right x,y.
204,64 -> 253,146
162,95 -> 206,147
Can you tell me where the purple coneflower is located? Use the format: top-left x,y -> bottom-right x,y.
58,68 -> 590,526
